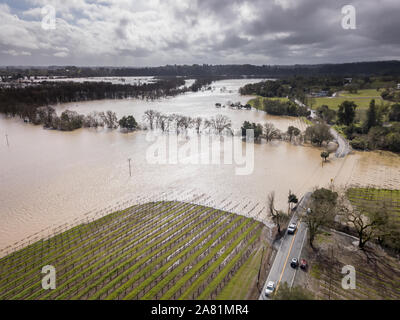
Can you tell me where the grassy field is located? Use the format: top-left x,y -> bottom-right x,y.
338,89 -> 382,98
0,201 -> 267,300
247,97 -> 290,110
216,237 -> 271,300
313,97 -> 387,110
314,89 -> 393,110
347,188 -> 400,229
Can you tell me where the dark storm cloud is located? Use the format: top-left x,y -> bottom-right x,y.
0,0 -> 399,66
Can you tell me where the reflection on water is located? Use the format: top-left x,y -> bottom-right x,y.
0,79 -> 399,252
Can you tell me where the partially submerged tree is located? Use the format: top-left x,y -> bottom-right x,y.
321,151 -> 330,162
241,121 -> 263,140
268,192 -> 289,235
100,110 -> 118,129
119,115 -> 138,131
209,114 -> 232,135
263,122 -> 280,142
287,126 -> 301,142
193,117 -> 203,134
143,109 -> 157,130
35,106 -> 56,128
83,111 -> 104,128
58,110 -> 84,131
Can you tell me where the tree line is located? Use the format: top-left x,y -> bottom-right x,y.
241,120 -> 332,147
0,78 -> 196,122
316,100 -> 400,153
33,106 -> 138,132
252,98 -> 310,117
142,109 -> 232,135
3,61 -> 400,78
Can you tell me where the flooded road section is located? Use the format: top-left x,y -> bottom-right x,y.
0,79 -> 399,253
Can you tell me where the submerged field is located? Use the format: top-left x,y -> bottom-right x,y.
0,201 -> 268,300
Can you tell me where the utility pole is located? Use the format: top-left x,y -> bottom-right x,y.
128,158 -> 132,177
5,133 -> 9,147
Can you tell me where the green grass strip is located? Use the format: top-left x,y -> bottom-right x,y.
136,216 -> 250,300
41,202 -> 203,300
119,213 -> 244,300
66,205 -> 215,300
198,229 -> 260,300
19,202 -> 186,300
94,208 -> 226,300
178,221 -> 259,300
1,202 -> 172,297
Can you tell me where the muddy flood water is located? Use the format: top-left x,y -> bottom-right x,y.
1,79 -> 399,254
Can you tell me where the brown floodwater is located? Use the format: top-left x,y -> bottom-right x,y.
0,79 -> 399,255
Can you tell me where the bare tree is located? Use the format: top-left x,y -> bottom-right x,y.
181,116 -> 192,133
267,192 -> 289,235
209,114 -> 232,135
154,111 -> 162,129
100,110 -> 118,129
157,115 -> 170,132
263,122 -> 279,142
83,111 -> 104,128
193,117 -> 203,134
338,198 -> 389,250
143,109 -> 157,130
35,106 -> 56,128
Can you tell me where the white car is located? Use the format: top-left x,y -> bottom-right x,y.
264,281 -> 275,297
287,223 -> 297,234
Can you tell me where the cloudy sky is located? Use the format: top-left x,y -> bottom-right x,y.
1,0 -> 399,66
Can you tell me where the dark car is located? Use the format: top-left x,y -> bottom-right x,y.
300,259 -> 307,270
290,258 -> 298,268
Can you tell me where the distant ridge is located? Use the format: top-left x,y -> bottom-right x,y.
1,60 -> 400,78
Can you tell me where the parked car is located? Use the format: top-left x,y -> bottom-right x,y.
287,223 -> 297,234
265,281 -> 275,297
290,258 -> 299,268
300,259 -> 308,270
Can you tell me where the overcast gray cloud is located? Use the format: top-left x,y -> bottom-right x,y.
0,0 -> 399,66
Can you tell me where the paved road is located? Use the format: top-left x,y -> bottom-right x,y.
293,98 -> 351,158
259,192 -> 311,300
330,127 -> 351,158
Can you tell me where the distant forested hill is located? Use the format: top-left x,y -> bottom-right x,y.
2,61 -> 400,78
